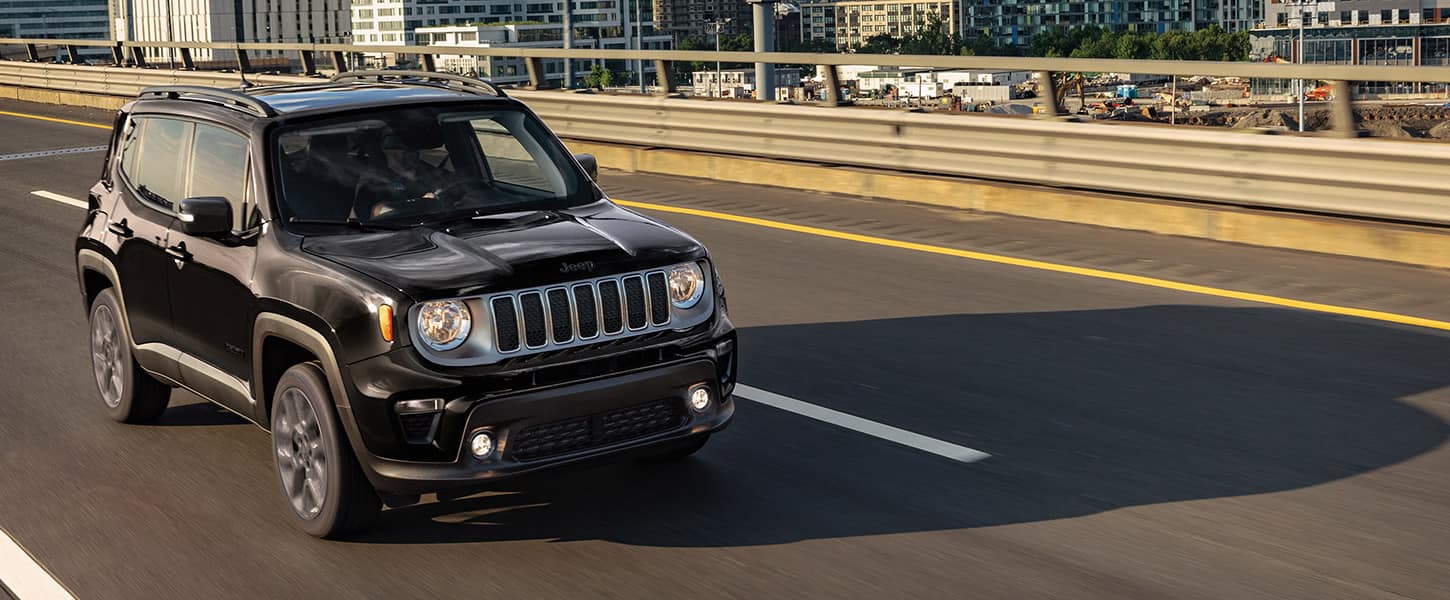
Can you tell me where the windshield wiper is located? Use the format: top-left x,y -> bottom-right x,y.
287,217 -> 409,231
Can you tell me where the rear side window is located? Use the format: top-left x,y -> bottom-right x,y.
121,117 -> 194,209
188,124 -> 250,230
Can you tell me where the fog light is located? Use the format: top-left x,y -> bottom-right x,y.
688,384 -> 712,412
469,431 -> 495,459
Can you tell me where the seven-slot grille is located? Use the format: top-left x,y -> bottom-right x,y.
489,269 -> 675,355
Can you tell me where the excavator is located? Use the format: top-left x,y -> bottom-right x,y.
1030,72 -> 1089,115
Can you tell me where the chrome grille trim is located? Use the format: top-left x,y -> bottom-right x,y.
489,268 -> 673,357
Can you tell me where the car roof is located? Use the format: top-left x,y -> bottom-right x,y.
132,80 -> 511,122
248,82 -> 497,115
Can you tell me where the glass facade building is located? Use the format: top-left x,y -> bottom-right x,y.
0,0 -> 110,40
1251,1 -> 1450,97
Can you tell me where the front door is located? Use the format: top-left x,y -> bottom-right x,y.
163,122 -> 259,418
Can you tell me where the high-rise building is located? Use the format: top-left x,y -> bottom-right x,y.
800,0 -> 961,50
963,0 -> 1260,48
358,0 -> 669,82
352,0 -> 658,47
114,0 -> 352,64
0,0 -> 109,41
417,21 -> 672,84
651,0 -> 751,39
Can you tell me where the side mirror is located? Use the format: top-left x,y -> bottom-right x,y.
177,196 -> 232,236
574,153 -> 598,181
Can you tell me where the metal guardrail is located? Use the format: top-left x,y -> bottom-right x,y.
2,53 -> 1450,226
6,37 -> 1450,82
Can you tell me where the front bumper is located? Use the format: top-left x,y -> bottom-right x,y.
342,357 -> 734,495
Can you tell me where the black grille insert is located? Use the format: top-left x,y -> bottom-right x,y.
647,272 -> 669,326
623,276 -> 647,330
491,297 -> 520,352
547,288 -> 573,343
598,280 -> 623,334
511,399 -> 685,461
519,292 -> 547,347
573,284 -> 598,338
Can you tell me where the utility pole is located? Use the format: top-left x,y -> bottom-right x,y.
165,0 -> 176,69
636,0 -> 645,93
1293,0 -> 1311,132
564,0 -> 573,88
707,17 -> 730,98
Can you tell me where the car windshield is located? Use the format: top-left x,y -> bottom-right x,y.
274,104 -> 595,227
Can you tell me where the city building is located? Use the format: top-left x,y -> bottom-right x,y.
353,0 -> 662,78
1252,0 -> 1450,96
846,67 -> 1027,97
651,0 -> 751,39
419,21 -> 671,85
691,66 -> 800,96
113,0 -> 352,64
0,0 -> 109,54
801,0 -> 961,49
963,0 -> 1261,48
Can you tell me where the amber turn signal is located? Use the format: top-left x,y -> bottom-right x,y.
378,304 -> 395,342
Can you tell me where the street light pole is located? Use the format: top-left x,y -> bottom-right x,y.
1295,0 -> 1309,132
636,0 -> 645,93
708,18 -> 729,98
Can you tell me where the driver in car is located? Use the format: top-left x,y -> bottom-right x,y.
354,121 -> 452,220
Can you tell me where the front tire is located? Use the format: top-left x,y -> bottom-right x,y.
271,362 -> 380,538
88,288 -> 169,423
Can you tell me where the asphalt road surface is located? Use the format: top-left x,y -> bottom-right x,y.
3,98 -> 1450,599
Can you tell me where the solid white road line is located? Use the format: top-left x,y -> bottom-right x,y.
0,526 -> 76,600
734,384 -> 992,464
29,191 -> 87,210
24,188 -> 993,465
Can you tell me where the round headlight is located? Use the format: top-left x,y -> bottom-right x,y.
416,300 -> 472,351
668,263 -> 705,309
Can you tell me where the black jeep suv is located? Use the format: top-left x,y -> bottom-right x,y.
75,72 -> 737,537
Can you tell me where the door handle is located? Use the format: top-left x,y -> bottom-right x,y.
107,219 -> 133,238
165,242 -> 192,262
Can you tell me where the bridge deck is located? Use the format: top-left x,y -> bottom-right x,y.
3,99 -> 1449,599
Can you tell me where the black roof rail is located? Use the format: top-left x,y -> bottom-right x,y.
331,70 -> 508,98
138,85 -> 277,118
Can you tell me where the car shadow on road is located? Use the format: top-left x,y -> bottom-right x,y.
352,305 -> 1450,546
148,398 -> 249,427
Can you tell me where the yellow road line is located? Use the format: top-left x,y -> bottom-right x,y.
616,199 -> 1450,332
0,110 -> 109,130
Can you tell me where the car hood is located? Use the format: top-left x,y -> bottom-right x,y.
300,200 -> 705,299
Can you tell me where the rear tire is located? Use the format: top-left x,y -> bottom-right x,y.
271,361 -> 380,538
639,434 -> 711,463
88,288 -> 169,423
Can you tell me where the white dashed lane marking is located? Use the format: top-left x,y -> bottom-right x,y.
0,146 -> 105,162
29,191 -> 87,210
734,385 -> 992,464
0,526 -> 76,599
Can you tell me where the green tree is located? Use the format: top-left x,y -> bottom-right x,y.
900,11 -> 959,55
858,33 -> 903,54
583,64 -> 626,88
